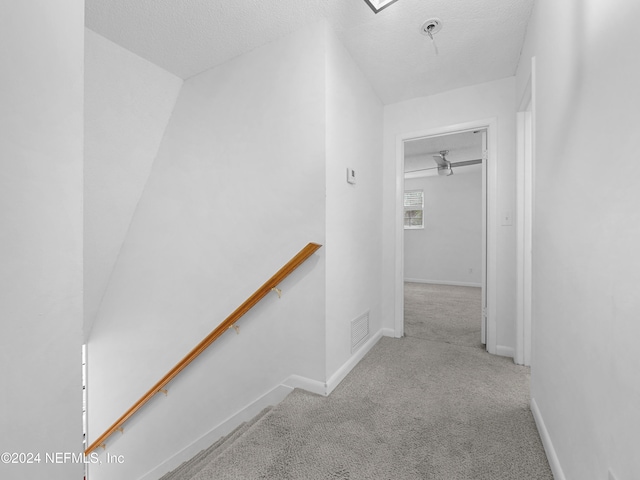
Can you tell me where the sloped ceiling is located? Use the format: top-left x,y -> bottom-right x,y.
85,0 -> 534,104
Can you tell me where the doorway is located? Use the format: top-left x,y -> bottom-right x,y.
394,119 -> 498,354
403,130 -> 485,347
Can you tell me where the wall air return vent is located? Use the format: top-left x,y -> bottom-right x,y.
351,311 -> 370,353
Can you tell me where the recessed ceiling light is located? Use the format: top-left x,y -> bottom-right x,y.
419,18 -> 443,37
363,0 -> 401,14
419,18 -> 443,55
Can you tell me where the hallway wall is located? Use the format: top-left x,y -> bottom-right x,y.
517,1 -> 640,479
0,2 -> 84,479
325,27 -> 384,380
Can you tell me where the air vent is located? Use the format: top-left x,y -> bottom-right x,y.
351,311 -> 370,353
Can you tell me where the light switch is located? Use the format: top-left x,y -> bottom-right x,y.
347,168 -> 356,184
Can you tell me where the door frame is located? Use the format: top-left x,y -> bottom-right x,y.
515,57 -> 536,366
394,118 -> 498,354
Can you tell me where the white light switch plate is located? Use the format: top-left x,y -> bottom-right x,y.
347,168 -> 356,184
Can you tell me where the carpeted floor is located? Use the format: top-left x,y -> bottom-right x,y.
166,283 -> 553,479
404,282 -> 483,348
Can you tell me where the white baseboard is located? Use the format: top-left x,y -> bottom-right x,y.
138,383 -> 293,480
284,328 -> 387,397
281,374 -> 326,396
531,398 -> 566,480
138,329 -> 386,480
404,278 -> 482,288
325,328 -> 384,395
381,327 -> 395,338
496,345 -> 515,358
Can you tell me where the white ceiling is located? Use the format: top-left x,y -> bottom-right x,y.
85,0 -> 534,105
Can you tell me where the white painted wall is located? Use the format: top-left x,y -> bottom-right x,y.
87,23 -> 328,480
0,2 -> 84,480
516,1 -> 640,479
404,169 -> 482,286
383,77 -> 517,354
324,26 -> 384,381
84,29 -> 183,339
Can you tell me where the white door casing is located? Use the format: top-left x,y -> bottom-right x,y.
395,118 -> 498,355
516,58 -> 536,366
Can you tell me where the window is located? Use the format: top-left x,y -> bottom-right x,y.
404,190 -> 424,229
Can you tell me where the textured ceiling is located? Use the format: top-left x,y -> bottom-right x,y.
85,0 -> 534,104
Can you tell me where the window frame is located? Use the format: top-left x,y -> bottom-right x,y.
404,189 -> 424,230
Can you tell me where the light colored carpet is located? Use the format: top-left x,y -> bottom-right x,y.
164,283 -> 553,479
404,282 -> 483,348
159,408 -> 272,480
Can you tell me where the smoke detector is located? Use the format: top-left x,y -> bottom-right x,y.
419,18 -> 443,37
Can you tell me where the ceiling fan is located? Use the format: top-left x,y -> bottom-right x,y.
433,150 -> 453,176
407,150 -> 482,177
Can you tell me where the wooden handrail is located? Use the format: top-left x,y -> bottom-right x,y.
85,242 -> 322,454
